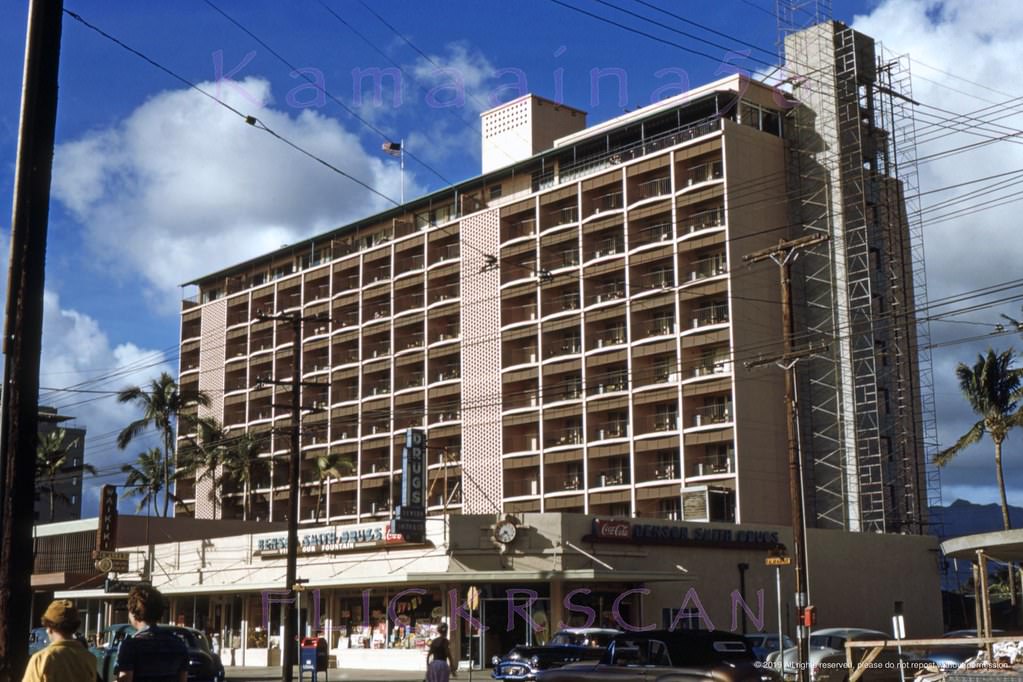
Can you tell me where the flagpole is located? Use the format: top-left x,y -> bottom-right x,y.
400,137 -> 405,204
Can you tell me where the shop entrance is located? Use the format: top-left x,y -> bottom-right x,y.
473,590 -> 551,667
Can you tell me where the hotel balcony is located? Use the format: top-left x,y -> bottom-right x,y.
585,189 -> 624,217
592,465 -> 630,488
502,216 -> 537,243
591,419 -> 629,442
503,343 -> 538,367
397,331 -> 425,352
679,206 -> 725,236
429,281 -> 460,306
679,158 -> 723,188
688,303 -> 729,331
543,205 -> 579,230
683,253 -> 727,283
631,221 -> 673,249
545,424 -> 583,448
633,176 -> 672,202
543,337 -> 582,360
586,281 -> 626,307
587,236 -> 625,261
687,401 -> 733,428
590,325 -> 626,350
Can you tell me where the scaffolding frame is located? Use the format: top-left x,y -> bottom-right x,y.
779,7 -> 938,534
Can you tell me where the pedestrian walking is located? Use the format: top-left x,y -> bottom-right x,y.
115,585 -> 189,682
425,623 -> 457,682
22,599 -> 97,682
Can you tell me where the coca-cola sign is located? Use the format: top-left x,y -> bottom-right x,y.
593,519 -> 632,541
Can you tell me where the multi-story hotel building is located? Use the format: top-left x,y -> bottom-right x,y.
177,21 -> 928,536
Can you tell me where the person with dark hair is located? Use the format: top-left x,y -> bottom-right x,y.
425,622 -> 457,682
22,600 -> 97,682
115,586 -> 188,682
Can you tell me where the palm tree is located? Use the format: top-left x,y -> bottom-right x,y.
120,448 -> 166,516
176,416 -> 230,516
936,348 -> 1023,531
35,428 -> 97,521
117,372 -> 210,516
312,452 -> 353,523
219,431 -> 269,521
937,348 -> 1023,606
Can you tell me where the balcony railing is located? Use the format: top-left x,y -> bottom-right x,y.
694,456 -> 734,476
690,304 -> 729,329
399,373 -> 424,389
593,328 -> 626,348
690,360 -> 731,378
647,318 -> 675,337
364,381 -> 390,397
590,283 -> 626,305
544,339 -> 581,359
638,270 -> 674,291
680,207 -> 725,235
433,243 -> 460,264
400,332 -> 425,350
395,295 -> 424,313
690,402 -> 733,427
654,463 -> 677,480
548,384 -> 583,402
683,160 -> 724,187
435,367 -> 460,382
595,420 -> 629,440
687,254 -> 727,281
554,294 -> 580,312
592,191 -> 623,213
534,116 -> 721,191
595,468 -> 629,486
506,346 -> 538,365
653,413 -> 679,432
593,375 -> 627,394
636,176 -> 672,200
364,343 -> 390,359
634,222 -> 673,246
548,206 -> 578,226
504,217 -> 536,240
549,428 -> 583,446
430,282 -> 459,305
591,237 -> 624,259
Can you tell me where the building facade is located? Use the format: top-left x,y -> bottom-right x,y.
35,406 -> 88,523
177,22 -> 927,536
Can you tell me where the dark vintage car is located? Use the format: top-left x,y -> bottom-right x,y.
93,624 -> 224,682
491,628 -> 622,681
535,629 -> 780,682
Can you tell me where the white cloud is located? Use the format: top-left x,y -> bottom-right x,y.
852,1 -> 1023,508
52,76 -> 417,312
39,290 -> 175,514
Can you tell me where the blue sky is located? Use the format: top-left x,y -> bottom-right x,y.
3,0 -> 1023,518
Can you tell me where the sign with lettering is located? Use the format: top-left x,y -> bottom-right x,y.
255,522 -> 404,557
394,429 -> 427,543
96,485 -> 118,552
588,519 -> 780,549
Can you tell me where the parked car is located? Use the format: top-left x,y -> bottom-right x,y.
491,628 -> 621,681
28,627 -> 50,655
535,629 -> 779,682
766,628 -> 889,680
92,624 -> 224,682
745,633 -> 795,662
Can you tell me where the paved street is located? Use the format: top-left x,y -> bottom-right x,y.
224,666 -> 432,682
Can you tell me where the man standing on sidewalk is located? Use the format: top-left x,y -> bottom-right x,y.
116,586 -> 188,682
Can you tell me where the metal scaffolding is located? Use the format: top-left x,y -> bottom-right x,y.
778,8 -> 938,533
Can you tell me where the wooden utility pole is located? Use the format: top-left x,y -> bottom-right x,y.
254,310 -> 327,682
0,2 -> 63,680
743,234 -> 828,682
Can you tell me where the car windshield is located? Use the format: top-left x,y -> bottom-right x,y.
551,632 -> 615,647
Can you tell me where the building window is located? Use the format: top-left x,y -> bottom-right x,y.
489,184 -> 503,200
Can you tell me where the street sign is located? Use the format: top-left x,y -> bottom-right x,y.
466,585 -> 480,611
392,517 -> 426,543
93,550 -> 130,573
765,555 -> 792,567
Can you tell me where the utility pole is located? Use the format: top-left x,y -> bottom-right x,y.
743,234 -> 828,682
254,309 -> 327,682
0,3 -> 63,681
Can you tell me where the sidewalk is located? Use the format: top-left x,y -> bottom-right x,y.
225,666 -> 429,682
